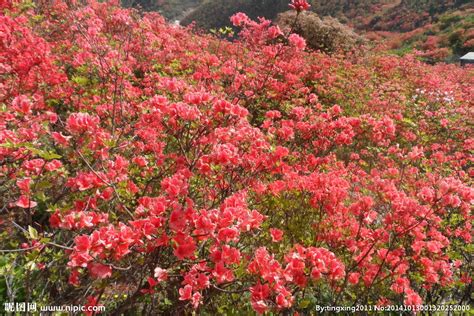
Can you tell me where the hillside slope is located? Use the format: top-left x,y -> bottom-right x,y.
180,0 -> 288,29
365,0 -> 473,31
179,0 -> 472,31
369,7 -> 474,62
177,0 -> 473,62
1,0 -> 473,314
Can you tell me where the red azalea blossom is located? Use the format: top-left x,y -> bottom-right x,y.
16,178 -> 31,194
15,195 -> 37,208
288,33 -> 306,50
154,267 -> 168,282
88,263 -> 113,279
69,269 -> 81,286
270,228 -> 284,242
179,285 -> 193,301
289,0 -> 311,12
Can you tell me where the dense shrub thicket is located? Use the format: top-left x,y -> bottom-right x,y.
0,0 -> 472,314
178,0 -> 472,32
178,0 -> 473,62
368,8 -> 474,63
367,0 -> 473,32
276,10 -> 364,54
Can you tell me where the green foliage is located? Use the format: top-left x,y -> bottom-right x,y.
122,0 -> 203,20
181,0 -> 289,30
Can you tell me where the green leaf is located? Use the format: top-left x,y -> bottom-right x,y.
28,226 -> 39,240
0,141 -> 15,149
71,75 -> 89,86
40,237 -> 51,244
0,142 -> 61,160
25,261 -> 37,271
24,145 -> 62,160
36,180 -> 53,190
299,299 -> 311,308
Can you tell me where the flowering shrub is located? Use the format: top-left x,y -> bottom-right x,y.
0,0 -> 472,314
276,10 -> 363,54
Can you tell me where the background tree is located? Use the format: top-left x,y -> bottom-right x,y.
276,10 -> 364,54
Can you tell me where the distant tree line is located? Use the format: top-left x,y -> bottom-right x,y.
180,0 -> 289,29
